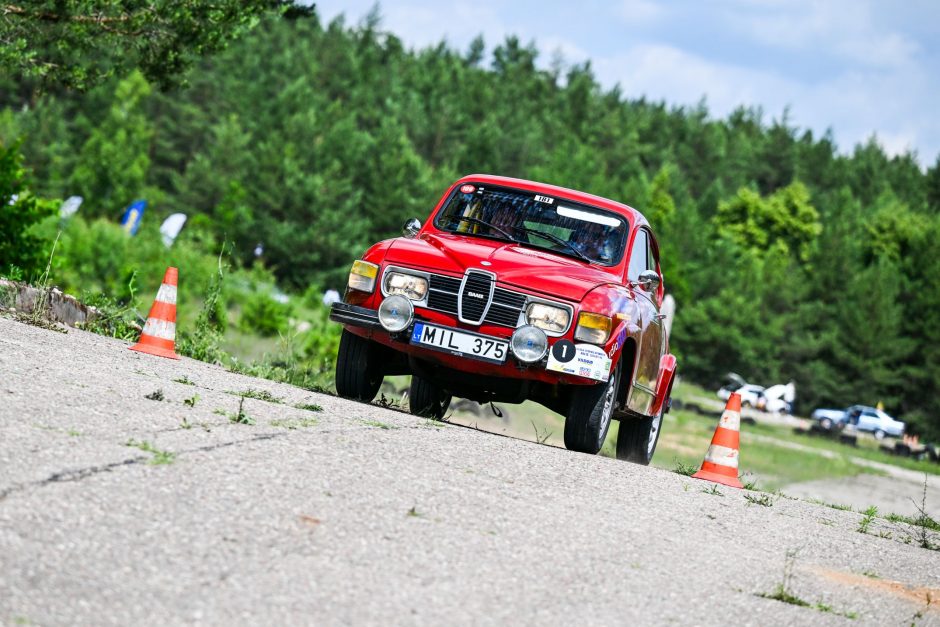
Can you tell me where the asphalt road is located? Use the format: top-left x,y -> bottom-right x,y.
1,316 -> 939,626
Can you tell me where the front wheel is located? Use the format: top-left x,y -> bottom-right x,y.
616,406 -> 664,465
409,374 -> 452,419
335,329 -> 383,402
564,362 -> 619,454
874,429 -> 886,440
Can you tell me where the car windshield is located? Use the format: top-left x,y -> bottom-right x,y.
433,184 -> 628,265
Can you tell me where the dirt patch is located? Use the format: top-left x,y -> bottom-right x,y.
814,567 -> 940,610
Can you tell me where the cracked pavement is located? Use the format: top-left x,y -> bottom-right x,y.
1,316 -> 939,626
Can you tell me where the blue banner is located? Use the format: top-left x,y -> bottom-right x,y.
120,200 -> 147,235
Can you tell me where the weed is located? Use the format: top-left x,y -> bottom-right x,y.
79,273 -> 141,340
270,417 -> 319,429
125,439 -> 176,465
180,417 -> 193,429
295,403 -> 323,412
177,248 -> 228,363
183,394 -> 199,408
212,408 -> 227,417
910,475 -> 939,550
407,505 -> 421,518
861,570 -> 879,579
857,506 -> 878,534
374,394 -> 397,410
361,419 -> 398,430
740,472 -> 759,491
145,389 -> 165,401
531,419 -> 553,445
67,429 -> 82,437
744,493 -> 775,507
809,498 -> 853,512
235,388 -> 283,404
174,375 -> 195,386
701,484 -> 723,496
228,397 -> 255,425
910,592 -> 933,626
757,548 -> 857,619
673,458 -> 698,476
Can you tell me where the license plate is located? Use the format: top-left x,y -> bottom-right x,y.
410,322 -> 508,363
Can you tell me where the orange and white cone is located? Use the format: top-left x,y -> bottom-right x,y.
129,267 -> 180,360
692,392 -> 744,489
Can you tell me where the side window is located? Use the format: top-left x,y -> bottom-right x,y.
627,230 -> 648,281
646,233 -> 657,271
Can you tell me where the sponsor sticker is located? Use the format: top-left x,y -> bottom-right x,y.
534,194 -> 554,204
460,184 -> 476,194
546,342 -> 612,381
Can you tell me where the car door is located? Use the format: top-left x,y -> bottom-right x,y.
858,409 -> 880,432
626,227 -> 665,413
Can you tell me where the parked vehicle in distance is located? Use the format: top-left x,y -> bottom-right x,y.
718,383 -> 765,408
330,174 -> 677,464
811,405 -> 905,439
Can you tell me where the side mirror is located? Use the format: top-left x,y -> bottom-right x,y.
402,218 -> 421,238
637,269 -> 660,292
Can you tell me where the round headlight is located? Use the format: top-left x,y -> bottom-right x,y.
510,325 -> 548,363
378,295 -> 414,332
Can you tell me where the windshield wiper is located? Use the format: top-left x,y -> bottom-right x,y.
446,217 -> 518,242
512,226 -> 596,263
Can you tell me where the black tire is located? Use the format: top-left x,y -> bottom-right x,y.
616,406 -> 664,465
409,374 -> 452,419
821,417 -> 833,430
335,329 -> 383,402
564,362 -> 619,454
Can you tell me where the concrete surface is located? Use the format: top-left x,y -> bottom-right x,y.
1,316 -> 939,626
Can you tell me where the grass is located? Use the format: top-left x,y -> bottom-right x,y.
183,394 -> 199,407
295,403 -> 323,412
857,506 -> 878,533
270,417 -> 319,429
144,389 -> 165,401
360,419 -> 398,430
757,548 -> 857,619
126,439 -> 176,465
173,375 -> 195,385
701,484 -> 723,496
672,458 -> 698,476
227,397 -> 255,425
232,388 -> 283,404
745,493 -> 776,507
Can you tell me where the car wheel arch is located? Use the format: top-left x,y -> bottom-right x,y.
615,337 -> 638,411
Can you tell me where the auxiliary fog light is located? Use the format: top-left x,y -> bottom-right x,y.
378,295 -> 414,333
510,325 -> 549,363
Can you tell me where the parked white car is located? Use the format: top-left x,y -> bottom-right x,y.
717,383 -> 765,408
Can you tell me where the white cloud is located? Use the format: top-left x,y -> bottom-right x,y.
722,0 -> 920,68
616,0 -> 666,25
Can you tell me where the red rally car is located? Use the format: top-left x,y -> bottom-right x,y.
329,174 -> 677,464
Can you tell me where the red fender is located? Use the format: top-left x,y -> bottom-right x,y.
650,354 -> 677,415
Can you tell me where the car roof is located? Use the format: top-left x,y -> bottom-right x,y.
455,174 -> 648,228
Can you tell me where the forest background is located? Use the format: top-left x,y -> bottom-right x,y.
3,5 -> 940,438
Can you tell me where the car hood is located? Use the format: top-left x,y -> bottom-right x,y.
383,233 -> 618,301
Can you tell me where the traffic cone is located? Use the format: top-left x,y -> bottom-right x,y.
692,392 -> 744,488
129,267 -> 180,360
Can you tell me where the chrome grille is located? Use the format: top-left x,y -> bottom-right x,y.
425,272 -> 525,328
458,271 -> 494,324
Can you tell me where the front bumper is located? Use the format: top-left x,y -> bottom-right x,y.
329,302 -> 383,330
329,301 -> 598,386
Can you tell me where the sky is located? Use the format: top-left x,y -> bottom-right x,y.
313,0 -> 940,167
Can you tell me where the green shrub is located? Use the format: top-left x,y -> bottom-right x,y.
0,141 -> 58,279
239,291 -> 290,336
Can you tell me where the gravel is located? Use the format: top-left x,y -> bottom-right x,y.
1,316 -> 939,626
